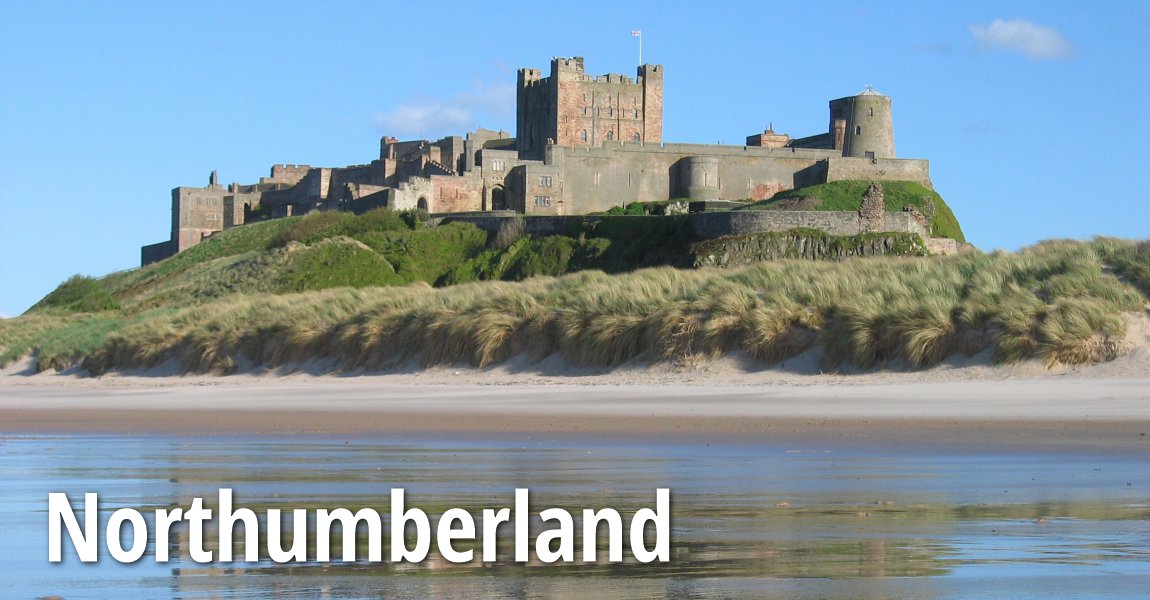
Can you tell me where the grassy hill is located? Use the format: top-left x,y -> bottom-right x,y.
4,200 -> 1148,375
740,180 -> 965,242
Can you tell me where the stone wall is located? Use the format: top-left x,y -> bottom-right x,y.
171,186 -> 228,251
430,174 -> 483,213
517,57 -> 663,159
262,164 -> 311,186
692,231 -> 927,267
438,209 -> 929,242
690,211 -> 866,238
825,157 -> 932,188
327,161 -> 391,202
545,141 -> 845,212
140,240 -> 175,266
925,237 -> 960,255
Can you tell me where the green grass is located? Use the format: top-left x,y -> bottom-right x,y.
29,275 -> 119,313
1094,237 -> 1150,295
366,222 -> 491,284
6,238 -> 1140,375
740,180 -> 965,242
268,207 -> 411,247
274,238 -> 405,291
56,207 -> 957,319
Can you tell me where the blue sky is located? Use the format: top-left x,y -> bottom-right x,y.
1,1 -> 1147,317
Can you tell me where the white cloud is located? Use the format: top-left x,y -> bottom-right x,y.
969,19 -> 1075,60
375,80 -> 515,138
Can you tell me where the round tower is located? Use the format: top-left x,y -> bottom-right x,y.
830,88 -> 895,159
682,156 -> 719,200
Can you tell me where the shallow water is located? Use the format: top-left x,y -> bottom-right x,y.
1,433 -> 1147,599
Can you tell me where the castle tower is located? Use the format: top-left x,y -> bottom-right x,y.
828,88 -> 895,159
516,57 -> 663,160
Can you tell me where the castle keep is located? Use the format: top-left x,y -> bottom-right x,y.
141,57 -> 934,265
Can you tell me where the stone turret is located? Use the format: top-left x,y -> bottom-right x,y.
829,88 -> 895,159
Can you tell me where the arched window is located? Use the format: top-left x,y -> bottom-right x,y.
868,107 -> 874,117
632,132 -> 641,141
581,129 -> 588,143
606,130 -> 614,141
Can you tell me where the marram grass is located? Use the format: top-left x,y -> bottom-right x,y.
2,239 -> 1145,375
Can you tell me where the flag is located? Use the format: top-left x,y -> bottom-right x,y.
631,30 -> 641,36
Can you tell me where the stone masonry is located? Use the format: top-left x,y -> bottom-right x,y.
142,55 -> 947,266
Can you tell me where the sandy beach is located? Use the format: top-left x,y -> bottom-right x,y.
2,347 -> 1148,451
3,308 -> 1148,446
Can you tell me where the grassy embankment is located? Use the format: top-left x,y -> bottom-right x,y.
740,180 -> 965,242
3,228 -> 1146,374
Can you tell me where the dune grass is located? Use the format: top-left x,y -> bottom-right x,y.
7,238 -> 1129,376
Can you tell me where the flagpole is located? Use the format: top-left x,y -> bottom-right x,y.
638,31 -> 643,65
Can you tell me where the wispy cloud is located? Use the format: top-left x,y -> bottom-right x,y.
913,42 -> 953,56
969,19 -> 1075,60
375,80 -> 515,138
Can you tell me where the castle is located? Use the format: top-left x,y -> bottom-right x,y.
141,56 -> 936,265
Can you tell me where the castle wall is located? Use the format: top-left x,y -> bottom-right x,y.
326,161 -> 391,202
430,174 -> 483,213
436,210 -> 929,241
434,136 -> 466,174
141,240 -> 175,266
516,68 -> 550,159
222,192 -> 261,228
542,142 -> 844,212
262,163 -> 312,183
824,157 -> 931,188
638,65 -> 663,144
387,174 -> 483,213
171,186 -> 228,251
464,128 -> 512,172
518,58 -> 663,160
694,210 -> 926,239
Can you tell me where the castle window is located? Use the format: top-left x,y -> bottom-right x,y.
606,130 -> 614,141
533,196 -> 551,207
855,126 -> 862,135
583,107 -> 589,116
491,159 -> 505,172
581,129 -> 588,143
608,106 -> 613,117
539,175 -> 552,187
632,132 -> 641,141
868,107 -> 874,117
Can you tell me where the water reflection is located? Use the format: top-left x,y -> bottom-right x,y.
0,434 -> 1147,599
